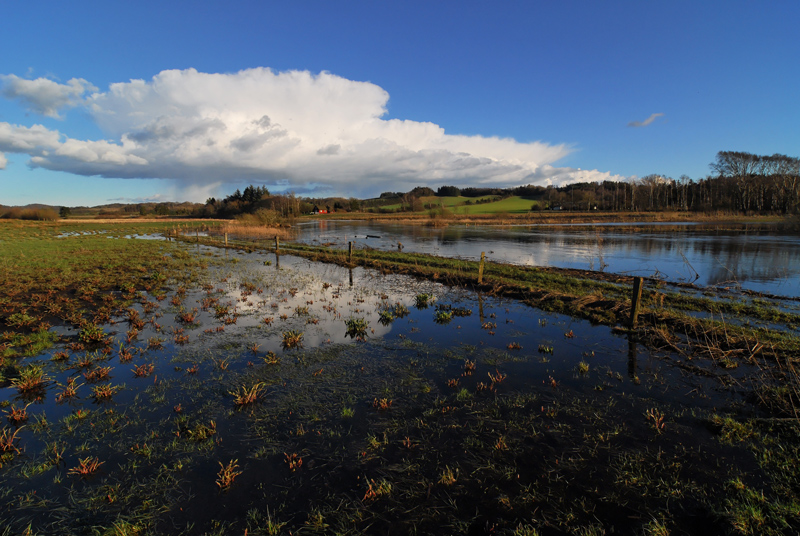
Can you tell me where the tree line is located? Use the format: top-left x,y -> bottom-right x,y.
402,151 -> 800,214
206,150 -> 799,217
598,151 -> 799,213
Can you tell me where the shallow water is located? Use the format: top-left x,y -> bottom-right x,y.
0,245 -> 770,534
293,220 -> 800,297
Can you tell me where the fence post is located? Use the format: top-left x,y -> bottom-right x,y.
195,228 -> 199,243
348,241 -> 353,263
224,233 -> 228,246
478,252 -> 486,284
630,277 -> 644,327
275,236 -> 279,253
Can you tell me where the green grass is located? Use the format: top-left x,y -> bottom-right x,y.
379,195 -> 537,214
456,195 -> 539,214
0,220 -> 211,336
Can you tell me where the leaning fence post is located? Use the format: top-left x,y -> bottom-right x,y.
630,277 -> 644,327
478,252 -> 486,284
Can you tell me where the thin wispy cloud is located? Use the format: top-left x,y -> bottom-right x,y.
0,68 -> 627,199
627,113 -> 664,128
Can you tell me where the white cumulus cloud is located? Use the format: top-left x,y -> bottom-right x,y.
0,75 -> 97,118
0,122 -> 61,153
0,68 -> 626,198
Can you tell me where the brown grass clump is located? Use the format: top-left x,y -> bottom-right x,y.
217,220 -> 293,240
4,404 -> 31,426
216,459 -> 242,489
91,384 -> 121,402
68,456 -> 104,477
262,351 -> 280,365
645,408 -> 667,433
133,363 -> 155,378
284,452 -> 303,472
463,360 -> 476,375
0,207 -> 59,221
55,377 -> 82,403
11,365 -> 50,394
363,478 -> 392,502
230,383 -> 265,408
177,308 -> 199,324
372,398 -> 393,411
51,350 -> 69,361
83,366 -> 112,383
281,330 -> 304,349
0,427 -> 23,456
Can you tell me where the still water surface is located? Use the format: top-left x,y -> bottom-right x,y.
293,220 -> 800,297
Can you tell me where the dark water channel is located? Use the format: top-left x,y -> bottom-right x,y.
294,220 -> 800,297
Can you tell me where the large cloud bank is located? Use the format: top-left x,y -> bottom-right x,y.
0,68 -> 624,197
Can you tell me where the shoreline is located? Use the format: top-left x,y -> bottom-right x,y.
301,210 -> 796,227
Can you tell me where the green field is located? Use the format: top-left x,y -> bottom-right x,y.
379,195 -> 539,214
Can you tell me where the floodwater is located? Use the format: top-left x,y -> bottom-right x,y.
0,245 -> 763,535
294,220 -> 800,297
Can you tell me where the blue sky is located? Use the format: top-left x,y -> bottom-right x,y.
1,1 -> 798,206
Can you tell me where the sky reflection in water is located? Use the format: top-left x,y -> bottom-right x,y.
294,221 -> 800,297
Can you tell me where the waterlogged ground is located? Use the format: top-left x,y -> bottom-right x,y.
2,241 -> 799,535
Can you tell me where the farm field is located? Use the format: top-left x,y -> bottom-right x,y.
1,220 -> 799,535
379,195 -> 539,215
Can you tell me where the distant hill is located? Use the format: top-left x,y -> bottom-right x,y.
1,203 -> 60,210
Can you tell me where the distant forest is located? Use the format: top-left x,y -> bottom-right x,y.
2,151 -> 798,220
197,185 -> 360,220
177,151 -> 800,219
374,151 -> 800,214
192,150 -> 799,218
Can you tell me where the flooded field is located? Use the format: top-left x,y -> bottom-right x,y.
294,221 -> 800,297
2,227 -> 799,535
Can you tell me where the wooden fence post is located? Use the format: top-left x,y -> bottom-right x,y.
348,241 -> 353,263
224,233 -> 228,246
275,236 -> 280,253
630,277 -> 644,327
478,252 -> 486,284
